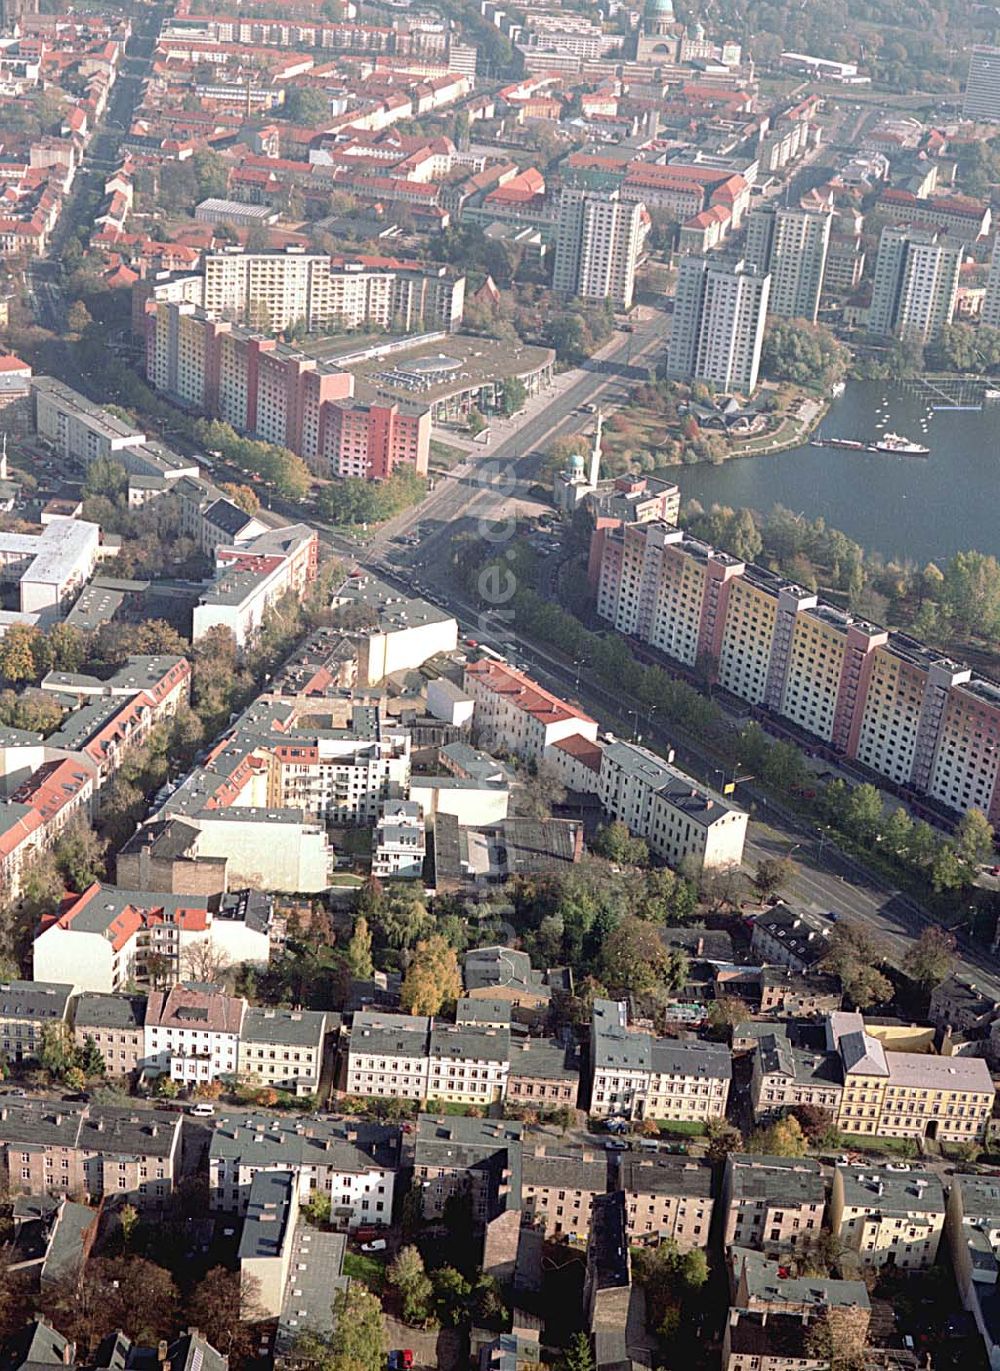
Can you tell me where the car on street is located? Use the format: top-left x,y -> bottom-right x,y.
189,1102 -> 215,1118
361,1239 -> 387,1252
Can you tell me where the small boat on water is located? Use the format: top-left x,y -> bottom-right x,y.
872,431 -> 930,456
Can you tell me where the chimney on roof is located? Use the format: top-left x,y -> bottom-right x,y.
62,1344 -> 73,1366
157,1342 -> 168,1364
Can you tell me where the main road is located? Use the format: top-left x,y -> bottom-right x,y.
27,2 -> 166,332
362,306 -> 672,566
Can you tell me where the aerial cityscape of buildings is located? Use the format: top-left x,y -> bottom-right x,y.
2,2 -> 1000,1371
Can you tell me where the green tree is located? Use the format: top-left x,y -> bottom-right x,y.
955,808 -> 995,869
40,1022 -> 76,1078
431,1265 -> 471,1327
284,86 -> 331,125
906,820 -> 939,867
706,1118 -> 744,1165
843,783 -> 884,843
600,916 -> 671,997
761,318 -> 850,389
821,921 -> 892,1009
748,1115 -> 808,1157
303,1192 -> 332,1226
592,821 -> 649,867
47,623 -> 86,672
559,1332 -> 595,1371
881,806 -> 914,857
21,851 -> 62,908
386,1250 -> 433,1321
67,300 -> 92,337
192,149 -> 228,200
120,1204 -> 139,1250
941,550 -> 1000,637
0,623 -> 41,683
931,844 -> 969,893
78,1036 -> 106,1079
304,1283 -> 385,1371
53,819 -> 106,891
902,926 -> 956,990
345,916 -> 374,980
707,996 -> 750,1032
752,856 -> 797,901
501,376 -> 526,416
83,455 -> 128,500
632,1238 -> 708,1339
401,935 -> 461,1016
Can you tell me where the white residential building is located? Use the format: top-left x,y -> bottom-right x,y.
965,46 -> 1000,121
209,1112 -> 400,1229
372,799 -> 425,879
553,187 -> 648,310
831,1166 -> 945,1270
330,575 -> 458,686
33,883 -> 273,993
668,256 -> 770,393
598,738 -> 748,872
744,205 -> 831,321
590,999 -> 731,1122
0,519 -> 100,616
144,983 -> 246,1084
982,234 -> 1000,329
238,1007 -> 329,1097
195,248 -> 465,334
868,225 -> 962,343
463,659 -> 599,763
345,1011 -> 432,1100
428,1024 -> 510,1104
33,376 -> 147,466
192,523 -> 318,651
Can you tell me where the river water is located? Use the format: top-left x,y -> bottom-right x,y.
673,380 -> 1000,565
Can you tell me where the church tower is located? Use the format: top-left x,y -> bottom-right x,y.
635,0 -> 679,62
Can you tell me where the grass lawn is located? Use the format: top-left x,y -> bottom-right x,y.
339,829 -> 373,857
654,1120 -> 708,1137
329,873 -> 365,887
344,1251 -> 386,1292
426,1100 -> 484,1116
838,1133 -> 918,1157
429,440 -> 467,471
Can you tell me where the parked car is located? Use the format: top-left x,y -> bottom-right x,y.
886,1162 -> 912,1173
361,1239 -> 387,1252
604,1139 -> 628,1151
189,1102 -> 215,1118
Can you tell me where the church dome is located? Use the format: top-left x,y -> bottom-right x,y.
646,0 -> 676,16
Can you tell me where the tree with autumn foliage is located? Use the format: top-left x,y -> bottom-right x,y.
401,935 -> 461,1016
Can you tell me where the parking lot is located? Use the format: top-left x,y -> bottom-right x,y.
382,1316 -> 462,1371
